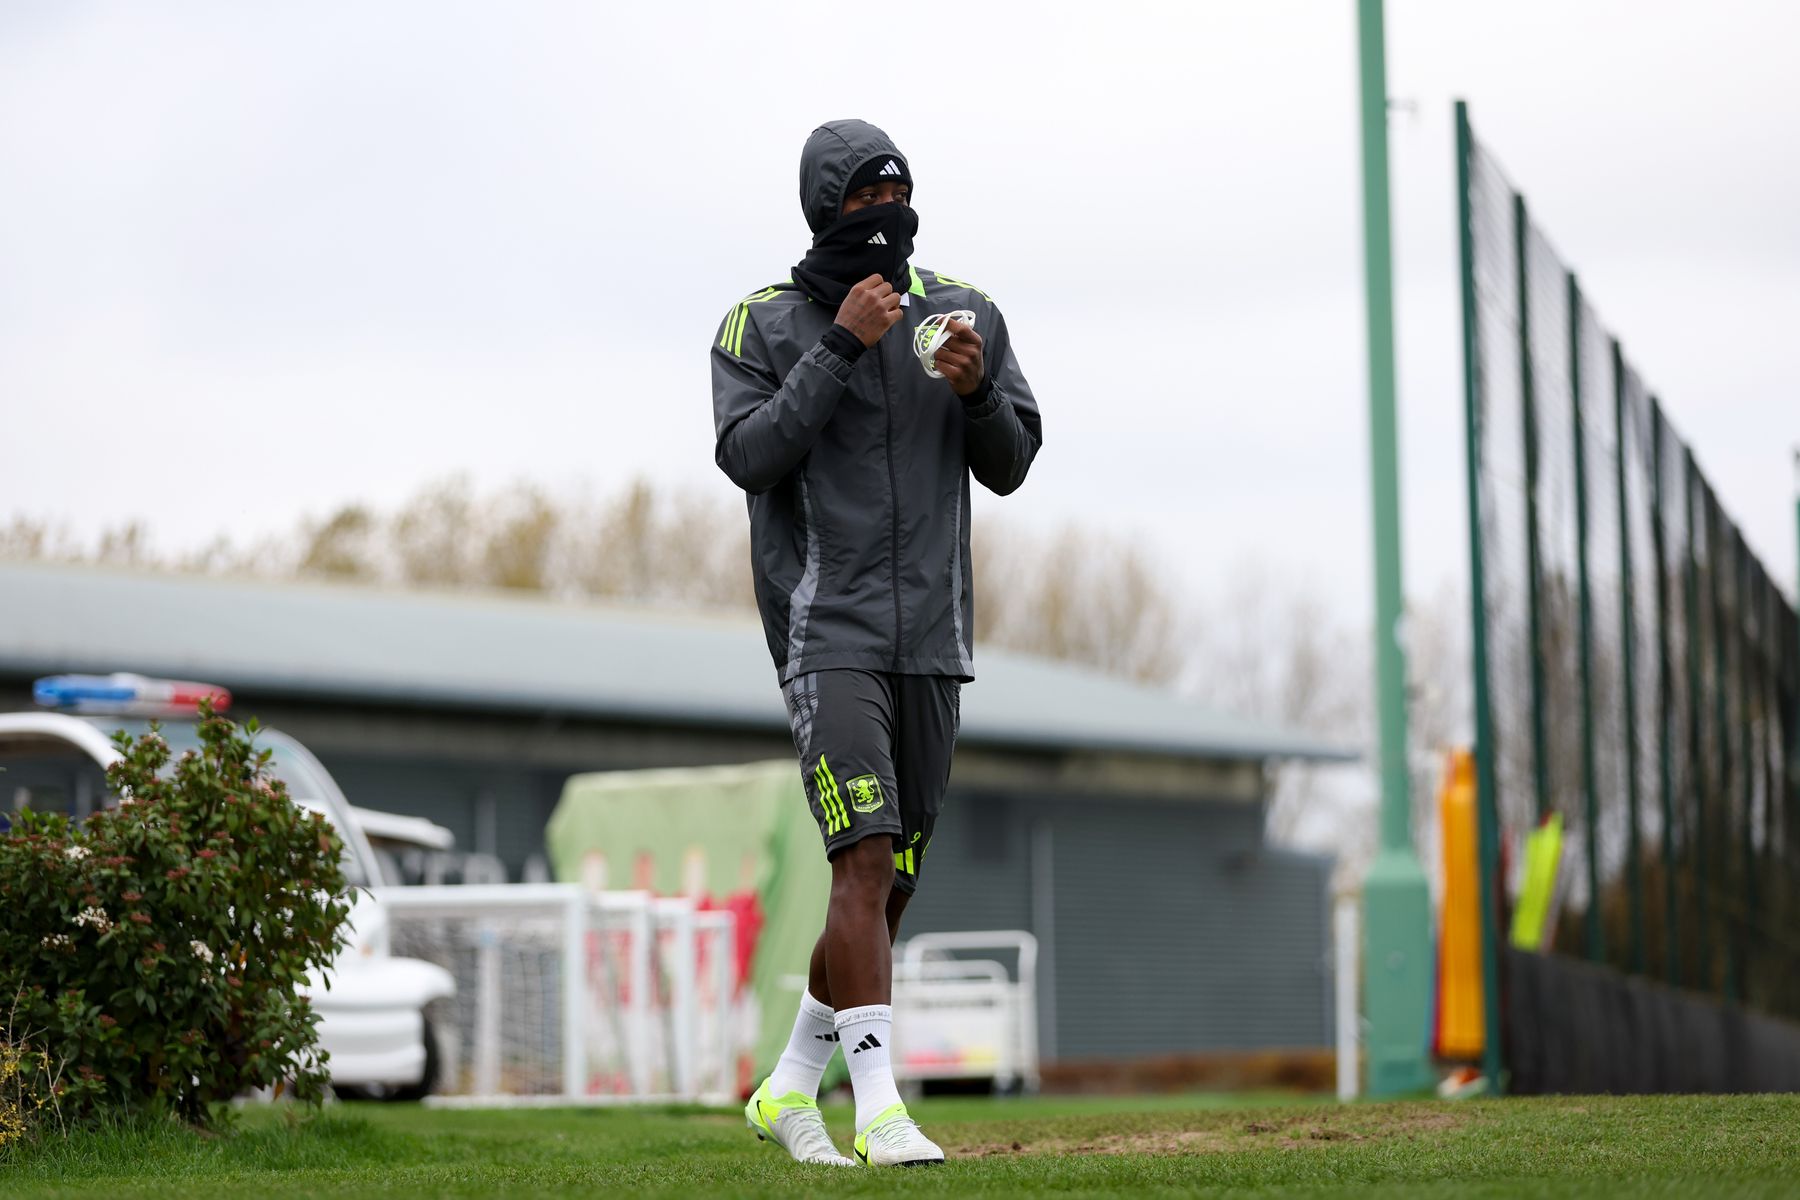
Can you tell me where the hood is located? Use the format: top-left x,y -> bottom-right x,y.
798,119 -> 909,234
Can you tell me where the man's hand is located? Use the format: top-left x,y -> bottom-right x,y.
931,320 -> 985,397
834,274 -> 903,348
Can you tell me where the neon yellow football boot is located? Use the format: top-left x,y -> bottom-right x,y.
852,1101 -> 945,1167
744,1078 -> 856,1166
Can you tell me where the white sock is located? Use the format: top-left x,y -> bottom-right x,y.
766,991 -> 838,1099
834,1003 -> 902,1131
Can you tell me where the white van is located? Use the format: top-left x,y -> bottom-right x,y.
1,673 -> 454,1100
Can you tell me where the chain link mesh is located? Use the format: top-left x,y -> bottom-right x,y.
1463,123 -> 1800,1025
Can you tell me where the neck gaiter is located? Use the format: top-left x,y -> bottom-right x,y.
791,202 -> 919,308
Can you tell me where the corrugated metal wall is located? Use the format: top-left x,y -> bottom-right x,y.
904,790 -> 1334,1060
906,789 -> 1034,929
1048,798 -> 1331,1056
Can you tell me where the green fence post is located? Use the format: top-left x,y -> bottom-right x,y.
1651,403 -> 1679,985
1569,274 -> 1602,962
1773,580 -> 1786,854
1761,576 -> 1782,1002
1788,457 -> 1800,965
1516,195 -> 1552,827
1455,98 -> 1506,1093
1763,565 -> 1781,999
1738,535 -> 1757,1002
1775,571 -> 1798,998
1356,0 -> 1433,1098
1792,453 -> 1800,889
1781,586 -> 1791,996
1711,493 -> 1735,1000
1687,453 -> 1711,990
1613,341 -> 1645,972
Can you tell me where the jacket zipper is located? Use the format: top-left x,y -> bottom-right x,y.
876,339 -> 902,669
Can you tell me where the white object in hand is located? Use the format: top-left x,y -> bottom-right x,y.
913,310 -> 977,379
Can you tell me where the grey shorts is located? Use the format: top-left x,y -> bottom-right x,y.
781,669 -> 960,894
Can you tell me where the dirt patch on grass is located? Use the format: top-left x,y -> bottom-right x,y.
1216,1107 -> 1464,1150
956,1128 -> 1238,1158
1239,1110 -> 1372,1148
946,1105 -> 1475,1159
1377,1109 -> 1467,1136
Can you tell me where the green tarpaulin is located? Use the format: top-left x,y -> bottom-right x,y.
546,760 -> 831,1090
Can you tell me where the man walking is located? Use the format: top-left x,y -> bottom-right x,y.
711,118 -> 1041,1167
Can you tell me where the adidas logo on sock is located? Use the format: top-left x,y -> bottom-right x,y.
813,1031 -> 840,1042
867,232 -> 888,245
851,1033 -> 882,1054
878,159 -> 902,176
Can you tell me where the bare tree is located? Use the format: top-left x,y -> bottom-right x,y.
557,480 -> 751,609
1173,560 -> 1369,846
0,516 -> 66,561
1404,578 -> 1473,839
970,521 -> 1186,685
0,515 -> 160,569
391,475 -> 484,587
93,521 -> 154,568
297,505 -> 381,581
481,484 -> 559,592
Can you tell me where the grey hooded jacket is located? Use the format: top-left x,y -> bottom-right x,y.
710,119 -> 1042,683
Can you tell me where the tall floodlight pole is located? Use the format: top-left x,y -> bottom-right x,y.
1357,0 -> 1434,1097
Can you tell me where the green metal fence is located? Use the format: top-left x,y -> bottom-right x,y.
1455,102 -> 1800,1083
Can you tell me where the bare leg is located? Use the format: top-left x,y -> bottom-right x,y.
817,835 -> 898,1011
805,847 -> 914,1009
806,874 -> 914,1014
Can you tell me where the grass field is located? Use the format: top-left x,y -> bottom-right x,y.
4,1092 -> 1798,1198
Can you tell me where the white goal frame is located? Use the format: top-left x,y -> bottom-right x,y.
374,883 -> 736,1107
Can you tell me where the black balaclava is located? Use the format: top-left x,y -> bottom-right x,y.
792,141 -> 917,308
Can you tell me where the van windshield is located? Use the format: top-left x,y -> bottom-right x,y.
96,721 -> 338,804
76,719 -> 370,888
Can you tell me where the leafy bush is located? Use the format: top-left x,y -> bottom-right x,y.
0,703 -> 352,1125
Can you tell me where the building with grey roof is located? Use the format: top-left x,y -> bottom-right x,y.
0,560 -> 1351,1062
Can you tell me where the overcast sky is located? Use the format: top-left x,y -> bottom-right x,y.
3,1 -> 1796,630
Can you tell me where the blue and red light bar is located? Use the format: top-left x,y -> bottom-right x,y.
33,673 -> 232,717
